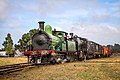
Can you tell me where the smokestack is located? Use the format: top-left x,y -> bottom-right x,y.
38,21 -> 45,31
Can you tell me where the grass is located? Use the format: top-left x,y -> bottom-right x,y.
0,56 -> 27,66
0,56 -> 120,80
86,56 -> 120,63
100,64 -> 120,80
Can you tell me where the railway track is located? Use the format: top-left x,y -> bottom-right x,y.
0,63 -> 36,75
0,62 -> 50,75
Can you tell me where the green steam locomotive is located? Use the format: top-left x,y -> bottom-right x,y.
25,21 -> 111,64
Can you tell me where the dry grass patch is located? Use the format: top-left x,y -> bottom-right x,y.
0,56 -> 27,66
0,56 -> 120,80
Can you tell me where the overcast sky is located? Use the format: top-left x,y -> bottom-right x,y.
0,0 -> 120,48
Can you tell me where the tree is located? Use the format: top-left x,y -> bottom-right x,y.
16,28 -> 39,51
107,44 -> 120,53
2,33 -> 14,57
113,44 -> 120,53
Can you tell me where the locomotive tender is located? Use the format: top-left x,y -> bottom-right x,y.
25,21 -> 111,64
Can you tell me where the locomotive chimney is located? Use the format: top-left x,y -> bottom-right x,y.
38,21 -> 45,31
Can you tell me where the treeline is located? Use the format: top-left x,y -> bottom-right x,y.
2,28 -> 39,57
15,29 -> 39,51
107,44 -> 120,53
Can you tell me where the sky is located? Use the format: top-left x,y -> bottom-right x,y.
0,0 -> 120,48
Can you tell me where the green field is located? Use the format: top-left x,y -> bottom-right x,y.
1,56 -> 120,80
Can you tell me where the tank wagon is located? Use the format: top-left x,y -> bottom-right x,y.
25,21 -> 111,64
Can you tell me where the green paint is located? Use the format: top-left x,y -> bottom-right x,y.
44,25 -> 76,52
67,40 -> 76,51
45,25 -> 62,51
45,25 -> 52,34
62,42 -> 66,51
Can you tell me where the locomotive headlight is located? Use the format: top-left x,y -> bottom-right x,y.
41,50 -> 49,55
